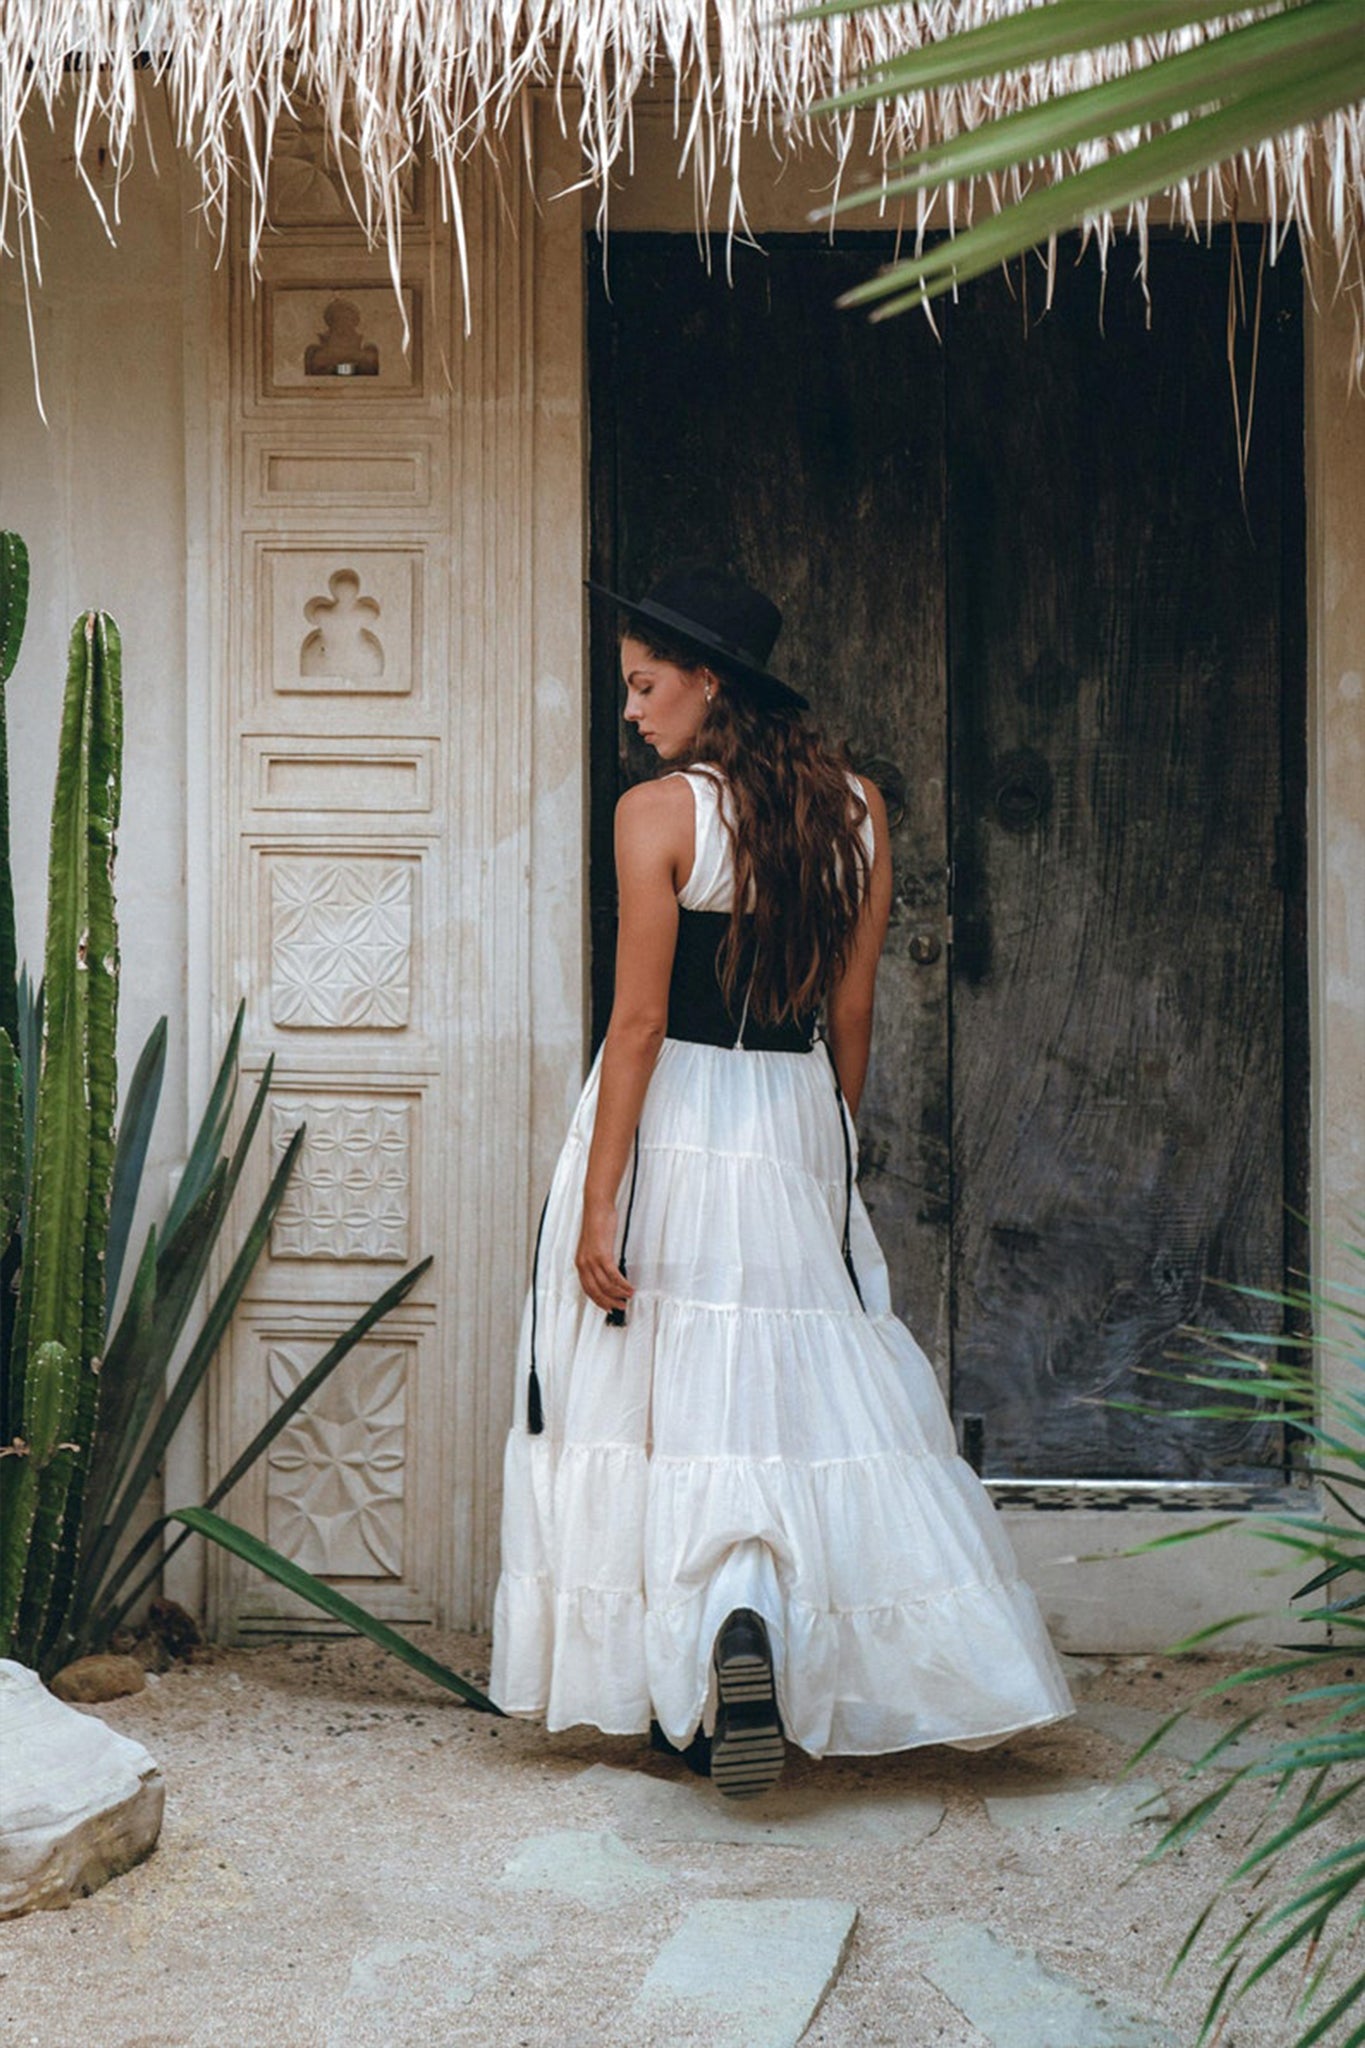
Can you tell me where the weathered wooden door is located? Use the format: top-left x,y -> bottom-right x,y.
588,230 -> 1305,1498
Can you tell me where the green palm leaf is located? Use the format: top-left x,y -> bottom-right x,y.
808,0 -> 1365,320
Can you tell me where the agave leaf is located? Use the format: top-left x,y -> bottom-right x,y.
163,998 -> 243,1241
87,1130 -> 307,1612
81,1224 -> 156,1540
94,1254 -> 433,1634
166,1505 -> 499,1712
0,533 -> 26,688
209,1255 -> 432,1514
105,1015 -> 166,1332
70,1167 -> 229,1614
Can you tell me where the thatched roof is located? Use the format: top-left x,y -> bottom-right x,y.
2,2 -> 1363,359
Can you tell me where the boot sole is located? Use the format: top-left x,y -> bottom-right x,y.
712,1611 -> 785,1798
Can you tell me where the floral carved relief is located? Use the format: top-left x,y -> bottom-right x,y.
269,1097 -> 411,1261
268,104 -> 420,227
266,1341 -> 407,1577
269,857 -> 413,1029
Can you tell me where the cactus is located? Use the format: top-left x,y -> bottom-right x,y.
0,531 -> 28,1052
10,615 -> 121,1659
0,1341 -> 77,1649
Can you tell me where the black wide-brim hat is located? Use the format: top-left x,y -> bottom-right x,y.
585,562 -> 810,712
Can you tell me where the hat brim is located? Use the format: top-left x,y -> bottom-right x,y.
584,580 -> 810,712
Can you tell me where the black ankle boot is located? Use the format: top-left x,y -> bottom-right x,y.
648,1717 -> 712,1777
711,1609 -> 785,1798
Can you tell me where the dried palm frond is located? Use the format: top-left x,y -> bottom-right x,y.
0,1 -> 1360,375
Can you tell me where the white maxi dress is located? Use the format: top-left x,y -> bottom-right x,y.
490,767 -> 1073,1755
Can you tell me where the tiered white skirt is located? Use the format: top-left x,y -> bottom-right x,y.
490,1038 -> 1074,1756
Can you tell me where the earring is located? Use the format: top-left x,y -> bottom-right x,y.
704,683 -> 714,705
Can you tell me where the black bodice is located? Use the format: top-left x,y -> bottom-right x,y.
667,908 -> 816,1053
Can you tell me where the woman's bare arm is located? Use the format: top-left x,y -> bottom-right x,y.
825,776 -> 892,1120
576,777 -> 691,1312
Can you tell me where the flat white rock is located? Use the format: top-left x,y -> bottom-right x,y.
637,1897 -> 858,2048
0,1659 -> 164,1917
496,1828 -> 671,1907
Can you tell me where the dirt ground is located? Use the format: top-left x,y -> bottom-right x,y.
4,1636 -> 1362,2048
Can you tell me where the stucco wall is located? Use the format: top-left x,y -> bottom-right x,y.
0,86 -> 196,1265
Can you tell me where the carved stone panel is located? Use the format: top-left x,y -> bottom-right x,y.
269,1094 -> 413,1261
248,740 -> 432,816
267,853 -> 415,1030
267,106 -> 424,230
253,444 -> 431,509
265,1337 -> 409,1577
261,546 -> 421,699
264,284 -> 423,397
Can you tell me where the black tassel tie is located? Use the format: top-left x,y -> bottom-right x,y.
822,1039 -> 865,1310
526,1193 -> 550,1434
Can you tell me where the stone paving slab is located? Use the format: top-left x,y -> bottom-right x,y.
980,1774 -> 1170,1834
325,1930 -> 545,2048
904,1918 -> 1178,2048
635,1896 -> 858,2048
497,1828 -> 672,1907
1076,1701 -> 1279,1769
576,1763 -> 945,1850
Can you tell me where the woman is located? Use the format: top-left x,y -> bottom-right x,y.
490,564 -> 1073,1796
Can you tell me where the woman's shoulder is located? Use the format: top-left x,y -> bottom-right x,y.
616,771 -> 697,815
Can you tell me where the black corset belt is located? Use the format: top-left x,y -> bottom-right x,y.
667,908 -> 816,1053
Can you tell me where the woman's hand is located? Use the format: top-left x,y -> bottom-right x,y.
576,1193 -> 633,1314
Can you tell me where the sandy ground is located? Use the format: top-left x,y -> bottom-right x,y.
4,1636 -> 1362,2048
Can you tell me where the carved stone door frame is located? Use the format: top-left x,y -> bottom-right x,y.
204,112 -> 586,1636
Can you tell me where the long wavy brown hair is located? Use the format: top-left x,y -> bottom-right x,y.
628,624 -> 871,1025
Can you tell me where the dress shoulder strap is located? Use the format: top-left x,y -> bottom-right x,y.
674,767 -> 733,912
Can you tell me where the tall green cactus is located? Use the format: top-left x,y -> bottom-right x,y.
0,1342 -> 78,1649
0,533 -> 29,1471
5,614 -> 121,1660
0,532 -> 28,1053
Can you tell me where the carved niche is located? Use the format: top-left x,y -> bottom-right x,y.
265,1338 -> 409,1577
269,1095 -> 412,1261
264,285 -> 422,396
268,855 -> 414,1030
263,547 -> 420,699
